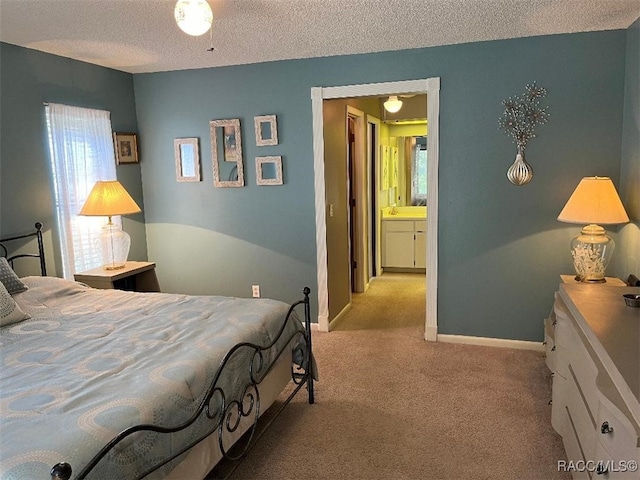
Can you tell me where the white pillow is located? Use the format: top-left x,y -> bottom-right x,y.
0,281 -> 30,326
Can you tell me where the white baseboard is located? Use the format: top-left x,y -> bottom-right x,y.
437,334 -> 544,352
424,325 -> 438,342
317,314 -> 329,332
328,302 -> 352,331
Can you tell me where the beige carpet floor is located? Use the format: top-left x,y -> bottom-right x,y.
228,273 -> 570,480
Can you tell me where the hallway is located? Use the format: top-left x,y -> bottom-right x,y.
333,272 -> 426,338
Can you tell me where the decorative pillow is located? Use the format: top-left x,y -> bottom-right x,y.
0,281 -> 30,326
0,257 -> 28,294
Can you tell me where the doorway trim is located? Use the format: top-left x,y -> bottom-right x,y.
311,78 -> 440,340
346,106 -> 367,294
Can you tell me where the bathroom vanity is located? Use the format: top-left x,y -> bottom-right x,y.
381,207 -> 427,270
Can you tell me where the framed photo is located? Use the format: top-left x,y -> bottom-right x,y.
254,115 -> 278,146
255,156 -> 283,185
174,138 -> 201,182
114,132 -> 139,164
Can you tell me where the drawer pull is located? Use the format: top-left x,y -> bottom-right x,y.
543,341 -> 547,345
600,421 -> 614,434
552,319 -> 557,326
596,463 -> 608,475
551,345 -> 556,351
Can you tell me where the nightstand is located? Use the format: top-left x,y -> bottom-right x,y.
74,261 -> 160,292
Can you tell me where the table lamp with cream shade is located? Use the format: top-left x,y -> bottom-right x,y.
79,180 -> 141,270
557,176 -> 629,283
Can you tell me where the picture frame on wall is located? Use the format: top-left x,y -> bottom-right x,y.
254,115 -> 278,146
210,118 -> 245,188
174,138 -> 201,182
255,156 -> 283,185
114,132 -> 139,164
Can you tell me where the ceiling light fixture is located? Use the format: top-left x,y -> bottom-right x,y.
383,96 -> 403,113
174,0 -> 213,37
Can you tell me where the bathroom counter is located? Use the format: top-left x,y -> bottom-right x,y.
381,206 -> 427,221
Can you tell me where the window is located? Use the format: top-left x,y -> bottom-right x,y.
412,137 -> 427,206
45,104 -> 117,278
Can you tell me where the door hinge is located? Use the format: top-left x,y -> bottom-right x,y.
352,261 -> 357,269
350,198 -> 356,207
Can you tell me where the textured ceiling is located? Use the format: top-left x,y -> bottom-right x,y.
0,0 -> 638,74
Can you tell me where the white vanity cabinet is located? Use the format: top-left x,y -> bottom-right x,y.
549,283 -> 640,479
382,219 -> 426,269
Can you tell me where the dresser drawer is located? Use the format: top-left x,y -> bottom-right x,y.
561,317 -> 599,417
592,442 -> 640,479
544,329 -> 555,371
554,313 -> 572,379
566,366 -> 597,461
596,397 -> 640,465
552,373 -> 568,435
563,406 -> 592,479
544,314 -> 556,372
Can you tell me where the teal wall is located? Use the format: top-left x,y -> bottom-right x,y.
0,43 -> 147,276
614,17 -> 640,281
1,25 -> 635,341
133,30 -> 629,340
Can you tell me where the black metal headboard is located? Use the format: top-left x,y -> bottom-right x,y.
0,222 -> 47,276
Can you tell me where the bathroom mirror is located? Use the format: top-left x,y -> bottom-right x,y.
256,156 -> 283,185
174,138 -> 201,182
389,135 -> 427,206
210,118 -> 244,187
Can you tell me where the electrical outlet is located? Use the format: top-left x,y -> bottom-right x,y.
252,285 -> 260,298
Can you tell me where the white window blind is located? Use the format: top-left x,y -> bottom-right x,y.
45,103 -> 118,279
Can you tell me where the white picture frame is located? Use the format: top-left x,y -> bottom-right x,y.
256,156 -> 283,185
254,115 -> 278,146
210,118 -> 244,188
174,138 -> 201,182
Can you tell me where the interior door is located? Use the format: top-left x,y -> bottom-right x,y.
347,116 -> 357,292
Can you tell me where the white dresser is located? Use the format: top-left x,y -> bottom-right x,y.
547,281 -> 640,479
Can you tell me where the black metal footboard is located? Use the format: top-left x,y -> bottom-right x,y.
50,288 -> 315,480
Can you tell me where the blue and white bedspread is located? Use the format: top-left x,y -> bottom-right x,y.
0,276 -> 304,479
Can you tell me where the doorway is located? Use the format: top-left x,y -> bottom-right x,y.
311,78 -> 441,341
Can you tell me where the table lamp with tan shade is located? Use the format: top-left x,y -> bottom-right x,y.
557,176 -> 629,283
79,180 -> 141,270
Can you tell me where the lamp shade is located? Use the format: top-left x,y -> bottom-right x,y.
383,96 -> 403,113
174,0 -> 213,36
79,181 -> 141,217
557,177 -> 629,225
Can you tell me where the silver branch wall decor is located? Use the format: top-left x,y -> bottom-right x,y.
499,82 -> 550,186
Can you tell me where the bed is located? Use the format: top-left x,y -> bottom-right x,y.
0,223 -> 315,480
